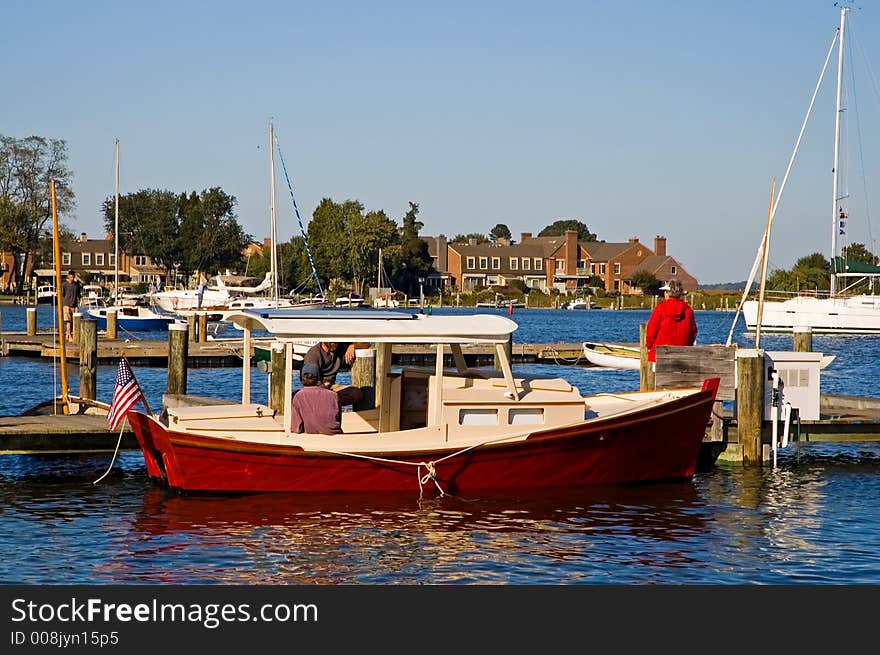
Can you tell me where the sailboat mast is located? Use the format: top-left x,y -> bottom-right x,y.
114,139 -> 120,307
830,5 -> 847,297
269,121 -> 279,304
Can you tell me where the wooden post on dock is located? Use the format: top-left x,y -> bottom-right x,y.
736,349 -> 765,466
72,311 -> 82,343
376,342 -> 393,432
167,323 -> 188,395
269,344 -> 286,413
187,314 -> 196,343
639,323 -> 655,391
351,347 -> 376,410
26,307 -> 36,336
198,311 -> 207,344
79,319 -> 97,402
793,325 -> 812,352
106,309 -> 117,340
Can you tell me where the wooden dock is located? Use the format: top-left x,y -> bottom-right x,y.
0,331 -> 587,367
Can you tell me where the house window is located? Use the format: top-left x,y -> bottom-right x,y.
590,263 -> 595,274
62,252 -> 71,265
534,258 -> 542,270
81,253 -> 91,266
134,255 -> 147,266
614,262 -> 621,275
614,279 -> 620,291
522,258 -> 530,271
599,263 -> 606,274
95,253 -> 104,266
108,254 -> 115,267
577,259 -> 586,270
555,260 -> 564,271
510,257 -> 518,270
479,257 -> 488,270
466,256 -> 476,269
671,265 -> 677,275
492,257 -> 500,270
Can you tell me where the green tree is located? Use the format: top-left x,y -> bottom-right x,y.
307,198 -> 365,291
348,210 -> 399,295
490,223 -> 512,242
386,202 -> 432,295
629,270 -> 659,293
843,242 -> 878,266
538,219 -> 598,242
0,135 -> 75,293
450,232 -> 489,245
103,189 -> 181,274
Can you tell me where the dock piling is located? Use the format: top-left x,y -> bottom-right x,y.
72,311 -> 82,343
351,348 -> 376,410
793,325 -> 812,353
167,323 -> 189,395
26,307 -> 36,336
106,309 -> 117,340
639,323 -> 655,391
269,344 -> 286,413
736,349 -> 766,466
198,312 -> 207,344
79,319 -> 98,403
187,314 -> 196,343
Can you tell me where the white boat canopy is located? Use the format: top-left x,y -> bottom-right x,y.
227,309 -> 518,344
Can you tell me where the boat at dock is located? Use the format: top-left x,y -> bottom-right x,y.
741,5 -> 880,334
124,308 -> 720,494
582,341 -> 641,369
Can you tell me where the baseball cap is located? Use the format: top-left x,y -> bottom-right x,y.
301,362 -> 320,377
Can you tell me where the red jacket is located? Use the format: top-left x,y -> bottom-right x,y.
645,298 -> 697,362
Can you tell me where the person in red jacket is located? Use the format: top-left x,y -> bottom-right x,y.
646,280 -> 697,366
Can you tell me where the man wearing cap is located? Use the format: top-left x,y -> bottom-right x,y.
290,362 -> 342,434
301,341 -> 369,407
645,280 -> 697,367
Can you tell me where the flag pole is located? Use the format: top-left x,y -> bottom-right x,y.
51,180 -> 71,415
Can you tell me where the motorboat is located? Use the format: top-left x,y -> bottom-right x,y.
124,308 -> 720,494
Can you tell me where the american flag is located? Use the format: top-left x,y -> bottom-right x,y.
107,358 -> 144,431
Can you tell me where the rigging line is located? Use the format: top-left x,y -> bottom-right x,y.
272,132 -> 324,296
848,25 -> 875,253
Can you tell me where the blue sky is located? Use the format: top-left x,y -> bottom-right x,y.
5,1 -> 880,284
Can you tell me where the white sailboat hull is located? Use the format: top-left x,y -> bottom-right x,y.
743,296 -> 880,334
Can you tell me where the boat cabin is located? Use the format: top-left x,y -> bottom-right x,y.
164,309 -> 592,444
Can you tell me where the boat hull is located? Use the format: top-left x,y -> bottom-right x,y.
582,342 -> 641,370
125,387 -> 715,494
742,296 -> 880,334
86,307 -> 175,331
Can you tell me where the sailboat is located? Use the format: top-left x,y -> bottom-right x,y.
373,248 -> 400,308
85,140 -> 177,332
740,5 -> 880,334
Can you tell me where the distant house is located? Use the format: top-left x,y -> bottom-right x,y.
439,231 -> 697,294
32,233 -> 167,289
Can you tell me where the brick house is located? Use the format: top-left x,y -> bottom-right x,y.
443,231 -> 697,294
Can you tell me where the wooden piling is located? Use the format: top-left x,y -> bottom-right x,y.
736,349 -> 765,466
198,311 -> 208,344
106,309 -> 117,340
351,347 -> 376,410
269,344 -> 286,413
793,325 -> 812,353
376,342 -> 393,432
79,319 -> 98,402
72,311 -> 82,343
26,307 -> 36,336
167,323 -> 188,395
187,314 -> 196,343
639,323 -> 655,391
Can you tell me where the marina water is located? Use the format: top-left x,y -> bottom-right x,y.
1,305 -> 879,584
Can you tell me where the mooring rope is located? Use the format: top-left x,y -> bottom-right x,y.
93,423 -> 125,485
314,434 -> 523,497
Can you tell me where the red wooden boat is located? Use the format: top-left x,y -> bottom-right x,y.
126,309 -> 719,495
